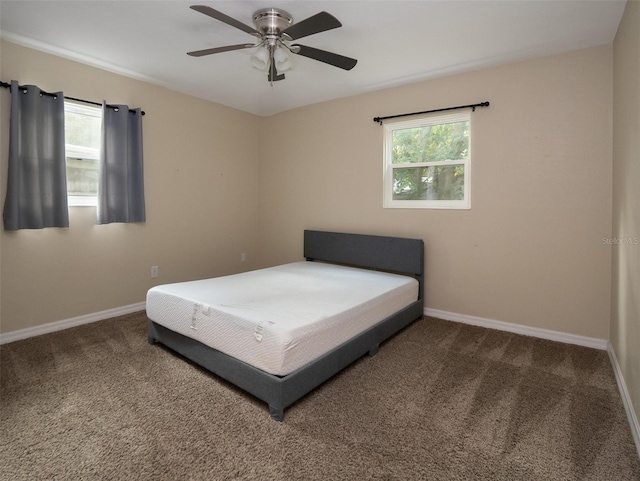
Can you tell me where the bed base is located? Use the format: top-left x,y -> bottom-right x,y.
148,300 -> 422,421
148,230 -> 424,421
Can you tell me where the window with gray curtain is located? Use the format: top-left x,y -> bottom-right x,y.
97,103 -> 146,224
3,80 -> 69,230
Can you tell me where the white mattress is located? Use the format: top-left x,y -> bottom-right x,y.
146,262 -> 419,376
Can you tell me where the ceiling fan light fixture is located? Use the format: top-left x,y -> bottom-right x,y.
274,46 -> 293,72
250,47 -> 270,71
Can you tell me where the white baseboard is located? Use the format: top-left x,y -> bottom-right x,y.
607,343 -> 640,459
0,301 -> 146,345
424,308 -> 609,350
0,304 -> 611,350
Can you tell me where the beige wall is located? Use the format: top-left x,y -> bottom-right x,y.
0,41 -> 261,333
0,40 -> 615,344
258,46 -> 613,339
612,0 -> 640,437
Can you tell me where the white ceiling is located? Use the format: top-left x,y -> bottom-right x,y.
0,0 -> 627,116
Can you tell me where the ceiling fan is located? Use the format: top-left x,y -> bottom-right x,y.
187,5 -> 358,83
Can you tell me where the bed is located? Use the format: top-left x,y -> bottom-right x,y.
146,230 -> 424,421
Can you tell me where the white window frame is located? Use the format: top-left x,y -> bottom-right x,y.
64,101 -> 101,207
383,111 -> 471,210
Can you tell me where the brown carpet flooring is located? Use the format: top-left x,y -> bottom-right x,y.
1,312 -> 639,480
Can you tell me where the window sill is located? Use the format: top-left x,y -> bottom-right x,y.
384,200 -> 470,210
68,196 -> 97,207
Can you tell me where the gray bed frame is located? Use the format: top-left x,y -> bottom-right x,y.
147,230 -> 424,421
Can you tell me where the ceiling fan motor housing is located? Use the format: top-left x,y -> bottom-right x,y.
253,8 -> 293,37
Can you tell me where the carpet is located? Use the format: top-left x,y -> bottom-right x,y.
1,312 -> 639,480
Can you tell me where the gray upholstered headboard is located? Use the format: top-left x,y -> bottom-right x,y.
303,230 -> 424,299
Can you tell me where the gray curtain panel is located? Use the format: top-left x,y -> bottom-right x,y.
3,80 -> 69,230
97,103 -> 145,224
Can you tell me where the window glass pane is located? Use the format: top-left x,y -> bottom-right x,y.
392,165 -> 465,201
66,157 -> 99,196
391,121 -> 469,164
65,110 -> 101,150
64,102 -> 101,202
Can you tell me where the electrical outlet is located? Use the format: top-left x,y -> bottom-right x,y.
151,266 -> 159,278
241,253 -> 247,262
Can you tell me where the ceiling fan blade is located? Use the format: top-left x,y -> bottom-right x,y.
187,43 -> 256,57
292,44 -> 357,70
281,11 -> 342,41
268,62 -> 285,82
190,5 -> 259,36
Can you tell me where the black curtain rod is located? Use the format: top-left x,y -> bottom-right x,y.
0,81 -> 145,115
373,101 -> 489,125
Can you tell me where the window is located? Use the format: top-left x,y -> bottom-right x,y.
383,112 -> 471,209
64,102 -> 102,206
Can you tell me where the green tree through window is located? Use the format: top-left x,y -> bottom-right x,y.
384,112 -> 471,209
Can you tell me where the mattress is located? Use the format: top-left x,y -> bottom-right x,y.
146,261 -> 418,376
